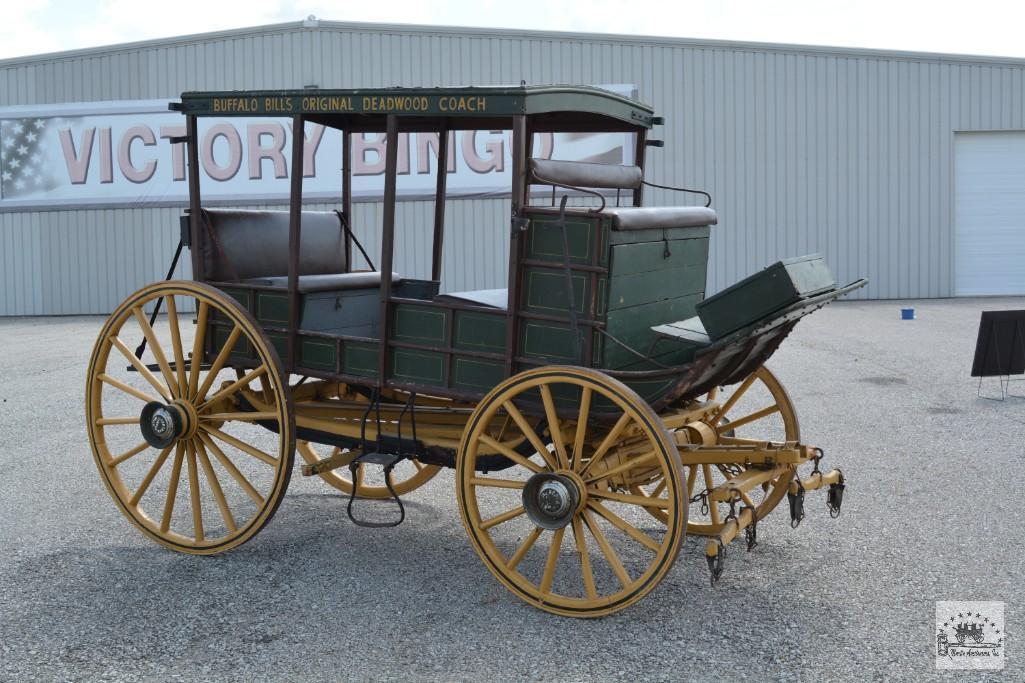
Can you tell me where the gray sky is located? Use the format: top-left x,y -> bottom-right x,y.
2,0 -> 1022,61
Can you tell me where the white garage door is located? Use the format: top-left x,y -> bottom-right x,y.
955,132 -> 1025,295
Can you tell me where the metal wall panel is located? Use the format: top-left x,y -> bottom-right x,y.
4,22 -> 1025,314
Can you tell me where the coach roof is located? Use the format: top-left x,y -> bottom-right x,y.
171,85 -> 656,131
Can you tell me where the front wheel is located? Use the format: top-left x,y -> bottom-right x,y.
85,281 -> 294,555
456,366 -> 686,618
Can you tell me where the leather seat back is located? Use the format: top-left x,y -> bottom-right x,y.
529,159 -> 643,190
199,209 -> 347,281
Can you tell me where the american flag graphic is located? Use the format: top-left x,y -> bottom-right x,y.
1,118 -> 60,199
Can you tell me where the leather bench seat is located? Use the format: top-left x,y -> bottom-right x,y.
241,271 -> 403,293
602,206 -> 718,231
434,288 -> 508,310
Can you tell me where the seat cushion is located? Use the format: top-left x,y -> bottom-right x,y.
241,271 -> 402,293
602,206 -> 718,231
434,288 -> 508,310
529,159 -> 643,190
200,209 -> 346,281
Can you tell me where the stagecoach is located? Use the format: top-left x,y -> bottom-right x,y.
86,85 -> 865,617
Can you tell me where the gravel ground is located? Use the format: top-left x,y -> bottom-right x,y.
1,297 -> 1023,682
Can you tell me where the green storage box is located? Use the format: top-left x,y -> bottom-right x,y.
696,254 -> 835,339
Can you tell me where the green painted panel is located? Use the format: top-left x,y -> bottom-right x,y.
214,287 -> 250,323
454,310 -> 507,352
610,238 -> 709,276
265,332 -> 287,360
452,357 -> 505,390
300,337 -> 336,371
522,268 -> 590,316
390,348 -> 447,385
602,294 -> 702,369
608,225 -> 710,245
212,323 -> 252,360
607,265 -> 706,311
526,214 -> 598,264
392,304 -> 448,344
343,342 -> 379,378
256,291 -> 289,325
520,320 -> 587,362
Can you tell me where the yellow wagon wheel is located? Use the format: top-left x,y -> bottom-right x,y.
296,441 -> 441,498
457,366 -> 686,618
86,280 -> 294,555
633,365 -> 799,535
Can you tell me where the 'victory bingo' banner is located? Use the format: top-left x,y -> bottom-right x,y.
0,86 -> 636,210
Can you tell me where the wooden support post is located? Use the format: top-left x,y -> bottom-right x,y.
632,129 -> 647,207
377,115 -> 400,387
287,115 -> 305,370
504,115 -> 528,377
431,129 -> 449,282
342,131 -> 352,270
185,115 -> 203,281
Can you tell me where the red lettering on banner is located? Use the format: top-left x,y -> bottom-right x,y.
462,130 -> 504,174
202,123 -> 243,181
58,127 -> 94,184
119,125 -> 157,183
99,127 -> 113,183
159,125 -> 187,181
247,123 -> 287,179
302,124 -> 325,178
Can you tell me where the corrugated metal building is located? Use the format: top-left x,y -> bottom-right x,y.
2,19 -> 1025,315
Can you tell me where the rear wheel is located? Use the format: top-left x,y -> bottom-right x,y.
85,281 -> 294,555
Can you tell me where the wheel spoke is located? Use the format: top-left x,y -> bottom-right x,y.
96,416 -> 140,426
479,505 -> 525,530
584,451 -> 658,486
129,445 -> 174,506
469,476 -> 526,490
578,412 -> 632,478
98,373 -> 161,404
582,509 -> 631,588
503,401 -> 558,471
571,516 -> 597,600
711,373 -> 758,423
185,442 -> 204,542
109,336 -> 172,401
165,296 -> 188,396
571,386 -> 591,470
652,478 -> 668,498
540,527 -> 565,593
716,405 -> 781,433
588,488 -> 670,509
506,526 -> 543,571
132,306 -> 180,399
199,411 -> 278,423
198,432 -> 265,506
160,444 -> 185,532
588,500 -> 661,551
194,325 -> 243,402
195,438 -> 237,533
202,425 -> 277,466
539,385 -> 569,469
109,440 -> 151,467
188,302 -> 210,400
478,434 -> 543,474
197,365 -> 268,413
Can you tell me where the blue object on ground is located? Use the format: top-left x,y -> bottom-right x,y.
901,308 -> 915,320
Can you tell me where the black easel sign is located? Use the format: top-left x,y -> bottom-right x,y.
971,311 -> 1025,383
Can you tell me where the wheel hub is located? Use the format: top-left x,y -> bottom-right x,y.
523,472 -> 581,529
139,401 -> 185,448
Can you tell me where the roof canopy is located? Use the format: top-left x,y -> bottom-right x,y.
172,85 -> 655,132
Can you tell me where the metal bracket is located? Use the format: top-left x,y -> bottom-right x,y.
510,216 -> 529,235
707,540 -> 726,586
788,477 -> 805,529
827,471 -> 845,518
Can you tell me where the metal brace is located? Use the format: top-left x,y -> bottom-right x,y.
707,539 -> 726,586
743,505 -> 758,551
788,475 -> 805,529
827,470 -> 845,518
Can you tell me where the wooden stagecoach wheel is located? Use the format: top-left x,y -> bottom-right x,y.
457,366 -> 686,618
86,280 -> 294,555
296,441 -> 441,498
633,365 -> 799,535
